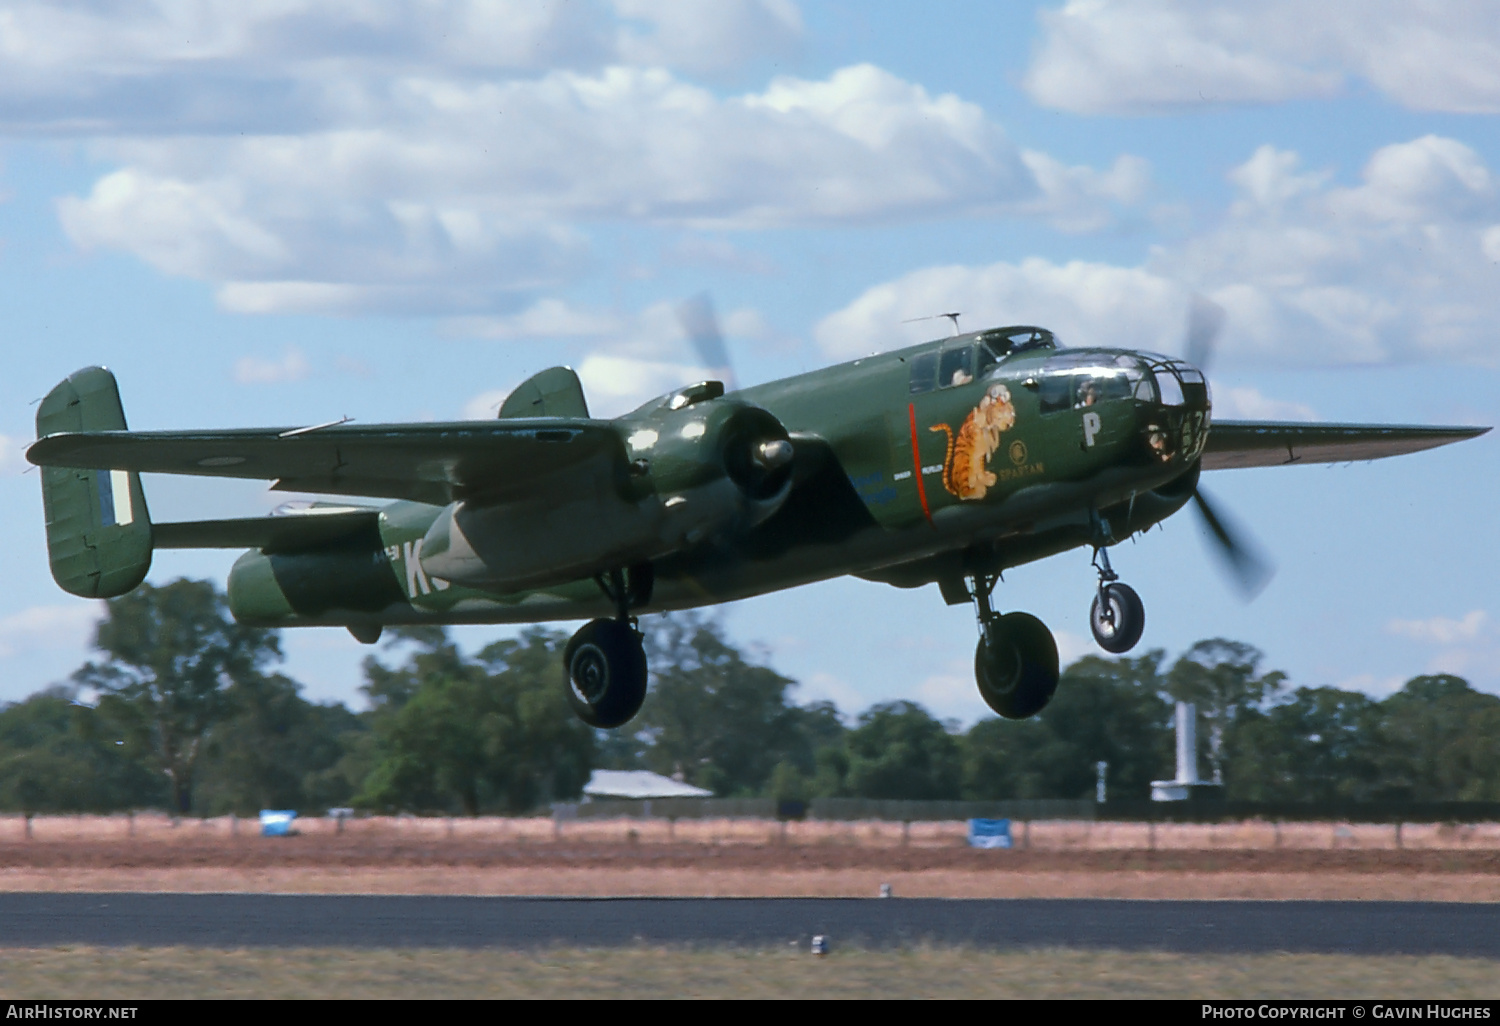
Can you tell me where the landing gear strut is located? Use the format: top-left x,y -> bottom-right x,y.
1089,546 -> 1145,654
968,573 -> 1059,719
563,565 -> 652,729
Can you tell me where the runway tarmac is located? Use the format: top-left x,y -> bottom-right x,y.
0,895 -> 1496,955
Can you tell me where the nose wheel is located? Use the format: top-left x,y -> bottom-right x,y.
1089,547 -> 1145,654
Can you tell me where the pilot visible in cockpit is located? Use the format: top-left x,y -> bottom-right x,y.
1076,378 -> 1098,407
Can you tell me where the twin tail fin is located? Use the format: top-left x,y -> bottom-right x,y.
34,367 -> 153,598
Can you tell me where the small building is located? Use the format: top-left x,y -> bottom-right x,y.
582,770 -> 712,800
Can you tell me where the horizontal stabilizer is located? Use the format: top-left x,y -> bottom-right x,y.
154,509 -> 380,553
1203,421 -> 1489,470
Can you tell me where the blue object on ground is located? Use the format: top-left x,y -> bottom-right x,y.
967,818 -> 1012,849
260,810 -> 297,837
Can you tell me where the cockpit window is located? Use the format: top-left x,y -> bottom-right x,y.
1038,355 -> 1140,413
975,326 -> 1056,357
1039,367 -> 1135,412
938,346 -> 973,388
975,342 -> 998,378
1155,370 -> 1186,406
909,352 -> 939,395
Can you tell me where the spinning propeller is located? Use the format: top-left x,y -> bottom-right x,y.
1182,294 -> 1275,600
675,294 -> 794,503
677,293 -> 738,392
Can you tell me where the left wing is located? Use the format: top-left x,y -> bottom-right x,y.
1202,421 -> 1489,470
27,419 -> 626,506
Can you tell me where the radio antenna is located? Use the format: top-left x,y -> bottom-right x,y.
901,312 -> 962,336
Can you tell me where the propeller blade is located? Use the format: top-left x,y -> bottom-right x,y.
1185,294 -> 1226,372
1191,487 -> 1274,600
677,292 -> 738,392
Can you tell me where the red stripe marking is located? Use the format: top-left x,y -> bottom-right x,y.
908,402 -> 933,525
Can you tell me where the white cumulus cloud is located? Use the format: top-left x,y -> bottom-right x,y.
815,258 -> 1189,361
818,135 -> 1500,369
47,56 -> 1146,316
0,434 -> 30,476
0,0 -> 804,134
1386,609 -> 1489,645
0,603 -> 103,659
1026,0 -> 1500,115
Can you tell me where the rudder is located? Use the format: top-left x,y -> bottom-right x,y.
35,367 -> 152,598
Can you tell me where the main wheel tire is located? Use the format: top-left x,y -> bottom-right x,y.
564,618 -> 648,729
1090,582 -> 1145,654
975,611 -> 1060,719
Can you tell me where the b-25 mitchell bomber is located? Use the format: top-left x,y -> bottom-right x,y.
27,310 -> 1488,728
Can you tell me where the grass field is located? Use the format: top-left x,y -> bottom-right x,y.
2,946 -> 1498,999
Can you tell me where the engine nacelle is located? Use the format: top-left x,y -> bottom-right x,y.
418,394 -> 794,592
228,530 -> 405,626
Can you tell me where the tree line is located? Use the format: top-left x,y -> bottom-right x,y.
1,578 -> 1497,816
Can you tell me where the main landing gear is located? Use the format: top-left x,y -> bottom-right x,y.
564,565 -> 653,729
968,574 -> 1060,719
1088,546 -> 1145,654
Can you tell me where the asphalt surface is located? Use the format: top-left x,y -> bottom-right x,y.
0,895 -> 1496,955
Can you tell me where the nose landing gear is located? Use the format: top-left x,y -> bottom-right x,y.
968,574 -> 1059,719
564,565 -> 651,729
1089,546 -> 1145,654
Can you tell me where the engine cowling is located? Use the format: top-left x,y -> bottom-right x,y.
418,394 -> 795,592
641,400 -> 794,541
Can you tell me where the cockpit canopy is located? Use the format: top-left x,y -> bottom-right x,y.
909,325 -> 1056,395
1036,350 -> 1208,412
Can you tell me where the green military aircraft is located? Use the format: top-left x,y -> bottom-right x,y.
25,308 -> 1488,728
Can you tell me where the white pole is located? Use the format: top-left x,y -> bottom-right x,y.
1176,702 -> 1199,785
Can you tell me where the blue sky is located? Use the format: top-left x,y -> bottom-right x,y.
1,1 -> 1497,723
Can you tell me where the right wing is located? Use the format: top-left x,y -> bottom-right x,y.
1202,420 -> 1489,470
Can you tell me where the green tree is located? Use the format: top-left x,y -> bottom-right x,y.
72,579 -> 283,814
0,685 -> 164,812
844,701 -> 961,800
194,673 -> 367,815
634,613 -> 824,796
1223,686 -> 1384,802
1375,675 -> 1500,800
1166,639 -> 1286,787
358,628 -> 594,814
962,651 -> 1172,800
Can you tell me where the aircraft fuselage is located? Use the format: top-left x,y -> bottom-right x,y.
226,326 -> 1211,631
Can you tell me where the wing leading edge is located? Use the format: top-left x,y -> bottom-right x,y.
1202,420 -> 1490,470
27,419 -> 626,506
